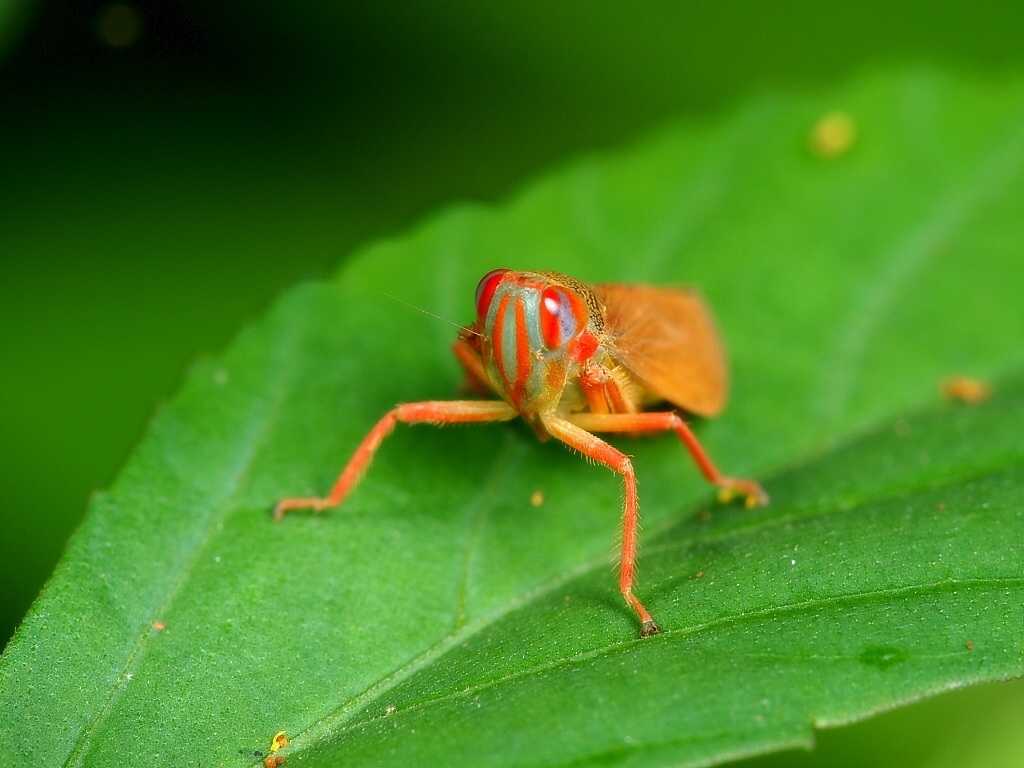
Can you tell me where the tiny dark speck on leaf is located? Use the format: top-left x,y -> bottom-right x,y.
967,641 -> 974,650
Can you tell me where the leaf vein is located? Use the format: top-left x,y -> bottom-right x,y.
329,575 -> 1024,740
283,450 -> 1024,756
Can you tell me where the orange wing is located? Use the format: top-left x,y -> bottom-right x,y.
593,284 -> 728,417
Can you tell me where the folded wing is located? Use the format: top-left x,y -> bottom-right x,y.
594,283 -> 728,417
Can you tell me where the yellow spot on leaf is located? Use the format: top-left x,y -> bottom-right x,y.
942,376 -> 991,404
809,111 -> 856,158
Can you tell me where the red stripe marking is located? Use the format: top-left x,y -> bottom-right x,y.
514,297 -> 531,394
475,269 -> 507,319
491,293 -> 512,394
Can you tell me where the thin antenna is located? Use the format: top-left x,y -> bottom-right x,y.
380,292 -> 483,337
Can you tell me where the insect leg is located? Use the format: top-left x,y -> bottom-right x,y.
452,338 -> 494,396
579,364 -> 637,415
578,365 -> 611,413
274,400 -> 518,520
541,414 -> 660,638
568,412 -> 769,507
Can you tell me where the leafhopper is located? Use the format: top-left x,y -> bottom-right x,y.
276,270 -> 767,636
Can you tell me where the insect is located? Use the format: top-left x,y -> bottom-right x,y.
274,270 -> 767,637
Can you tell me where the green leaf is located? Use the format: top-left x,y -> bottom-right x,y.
3,68 -> 1024,767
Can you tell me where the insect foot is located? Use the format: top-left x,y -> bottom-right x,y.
640,619 -> 662,638
272,497 -> 331,520
716,478 -> 769,508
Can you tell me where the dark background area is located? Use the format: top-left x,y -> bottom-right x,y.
2,1 -> 1024,764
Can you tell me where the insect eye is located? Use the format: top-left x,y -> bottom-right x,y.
475,269 -> 508,319
539,287 -> 581,349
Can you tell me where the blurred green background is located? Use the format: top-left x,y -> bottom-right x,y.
2,1 -> 1024,765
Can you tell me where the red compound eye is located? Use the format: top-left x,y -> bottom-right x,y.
540,287 -> 576,349
475,269 -> 508,319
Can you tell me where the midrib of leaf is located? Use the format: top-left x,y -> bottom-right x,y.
60,311 -> 309,768
814,109 -> 1024,432
281,441 -> 1024,756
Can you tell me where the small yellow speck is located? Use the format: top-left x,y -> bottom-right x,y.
530,490 -> 545,507
386,705 -> 396,715
942,376 -> 990,404
809,111 -> 856,158
270,731 -> 288,752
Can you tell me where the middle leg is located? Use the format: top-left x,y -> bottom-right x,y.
274,400 -> 518,519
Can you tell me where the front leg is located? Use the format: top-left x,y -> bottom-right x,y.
274,400 -> 518,519
541,413 -> 660,638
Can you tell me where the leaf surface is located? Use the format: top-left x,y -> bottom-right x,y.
3,69 -> 1024,768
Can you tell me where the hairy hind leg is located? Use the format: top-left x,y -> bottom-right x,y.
568,411 -> 768,507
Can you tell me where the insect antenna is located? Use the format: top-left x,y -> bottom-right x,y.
380,291 -> 483,338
